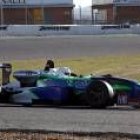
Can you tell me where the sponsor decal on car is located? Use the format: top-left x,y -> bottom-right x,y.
117,93 -> 128,105
0,26 -> 8,31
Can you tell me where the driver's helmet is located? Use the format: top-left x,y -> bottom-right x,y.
44,60 -> 54,71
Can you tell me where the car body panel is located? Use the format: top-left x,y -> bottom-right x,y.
1,67 -> 140,107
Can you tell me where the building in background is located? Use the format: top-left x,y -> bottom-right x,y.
0,0 -> 74,25
92,0 -> 140,24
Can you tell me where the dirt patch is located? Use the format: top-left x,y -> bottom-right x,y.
0,130 -> 140,140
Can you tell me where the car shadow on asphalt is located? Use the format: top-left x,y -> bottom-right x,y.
0,103 -> 139,111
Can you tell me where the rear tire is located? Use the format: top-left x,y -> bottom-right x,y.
86,80 -> 114,108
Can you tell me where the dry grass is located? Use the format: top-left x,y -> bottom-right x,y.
3,54 -> 140,81
0,131 -> 139,140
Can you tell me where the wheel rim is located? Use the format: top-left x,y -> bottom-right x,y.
86,80 -> 114,108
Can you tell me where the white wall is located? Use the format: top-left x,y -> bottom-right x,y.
0,24 -> 138,36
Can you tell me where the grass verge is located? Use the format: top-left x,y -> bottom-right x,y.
4,54 -> 140,81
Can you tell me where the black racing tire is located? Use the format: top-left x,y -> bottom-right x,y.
0,87 -> 12,103
86,80 -> 114,108
22,103 -> 32,107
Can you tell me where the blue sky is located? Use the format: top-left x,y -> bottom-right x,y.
73,0 -> 92,7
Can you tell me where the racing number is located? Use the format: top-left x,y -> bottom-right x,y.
117,93 -> 128,105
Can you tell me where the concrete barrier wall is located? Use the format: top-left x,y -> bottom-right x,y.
0,24 -> 139,36
131,24 -> 140,34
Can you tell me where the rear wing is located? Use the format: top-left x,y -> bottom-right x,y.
0,63 -> 12,85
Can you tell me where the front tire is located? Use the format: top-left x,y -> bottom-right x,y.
22,103 -> 32,107
86,80 -> 114,108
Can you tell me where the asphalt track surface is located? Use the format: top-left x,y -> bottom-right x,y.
0,35 -> 140,135
0,35 -> 140,60
0,105 -> 140,135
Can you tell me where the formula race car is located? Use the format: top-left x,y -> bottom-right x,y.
0,60 -> 140,108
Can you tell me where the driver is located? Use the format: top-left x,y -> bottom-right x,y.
44,60 -> 54,71
44,59 -> 76,77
